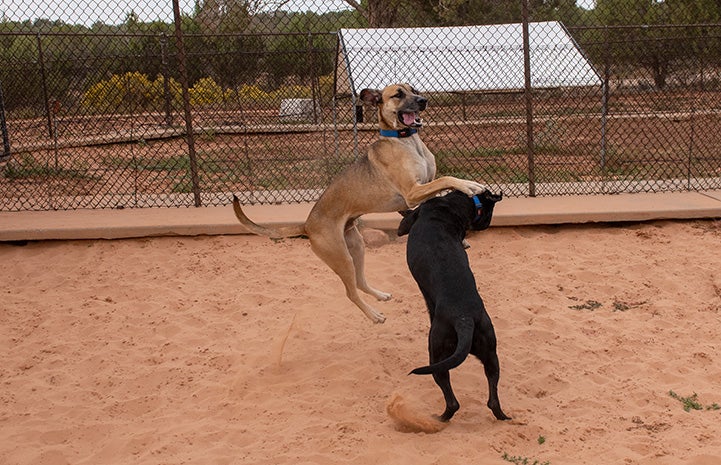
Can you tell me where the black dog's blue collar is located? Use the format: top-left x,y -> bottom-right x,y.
380,128 -> 417,138
472,194 -> 484,221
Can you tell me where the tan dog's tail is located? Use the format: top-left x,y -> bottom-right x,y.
232,195 -> 306,239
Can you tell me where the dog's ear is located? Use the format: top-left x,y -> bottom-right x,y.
481,189 -> 503,203
359,88 -> 383,105
491,190 -> 503,202
397,209 -> 419,236
398,209 -> 412,217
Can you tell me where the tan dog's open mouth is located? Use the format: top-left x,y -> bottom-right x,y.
400,111 -> 422,127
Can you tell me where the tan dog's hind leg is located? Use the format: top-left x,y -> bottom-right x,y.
308,226 -> 387,324
345,225 -> 392,302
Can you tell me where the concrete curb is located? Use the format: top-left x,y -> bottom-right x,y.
1,190 -> 720,242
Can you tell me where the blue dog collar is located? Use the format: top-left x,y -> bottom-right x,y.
380,128 -> 417,138
472,194 -> 484,221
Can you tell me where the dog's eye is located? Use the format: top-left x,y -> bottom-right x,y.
394,90 -> 404,99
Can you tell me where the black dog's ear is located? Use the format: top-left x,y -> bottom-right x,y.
482,189 -> 503,203
397,209 -> 419,236
359,88 -> 382,105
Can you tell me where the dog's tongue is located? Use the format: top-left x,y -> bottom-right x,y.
402,112 -> 418,126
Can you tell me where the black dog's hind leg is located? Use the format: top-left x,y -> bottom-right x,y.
432,370 -> 460,422
472,320 -> 510,421
428,324 -> 460,421
478,351 -> 510,420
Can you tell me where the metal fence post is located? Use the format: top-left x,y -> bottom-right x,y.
307,32 -> 319,124
0,80 -> 10,161
686,94 -> 697,190
160,33 -> 174,127
172,0 -> 201,207
601,26 -> 610,180
36,33 -> 53,140
522,0 -> 536,197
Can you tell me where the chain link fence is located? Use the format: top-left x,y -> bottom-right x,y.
0,0 -> 720,211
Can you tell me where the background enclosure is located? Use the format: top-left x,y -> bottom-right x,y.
0,0 -> 720,210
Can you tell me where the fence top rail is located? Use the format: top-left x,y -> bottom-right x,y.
0,30 -> 339,38
570,22 -> 721,31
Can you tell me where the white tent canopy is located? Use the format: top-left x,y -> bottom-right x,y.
337,22 -> 601,96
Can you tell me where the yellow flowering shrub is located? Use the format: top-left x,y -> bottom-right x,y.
82,72 -> 153,111
189,77 -> 224,106
82,73 -> 320,112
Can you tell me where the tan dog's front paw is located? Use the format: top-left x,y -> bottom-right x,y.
464,181 -> 490,196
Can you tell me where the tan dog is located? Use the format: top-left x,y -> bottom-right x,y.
232,83 -> 488,323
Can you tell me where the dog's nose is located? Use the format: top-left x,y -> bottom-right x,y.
416,96 -> 427,110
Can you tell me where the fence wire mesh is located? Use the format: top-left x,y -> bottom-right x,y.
0,0 -> 720,210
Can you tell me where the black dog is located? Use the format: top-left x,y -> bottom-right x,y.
398,190 -> 509,422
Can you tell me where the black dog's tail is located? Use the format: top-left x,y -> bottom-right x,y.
410,320 -> 474,375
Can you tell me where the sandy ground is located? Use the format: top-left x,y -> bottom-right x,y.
2,218 -> 721,465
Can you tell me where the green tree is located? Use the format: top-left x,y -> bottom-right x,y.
265,12 -> 336,88
596,0 -> 721,89
340,0 -> 586,27
0,26 -> 43,111
343,0 -> 404,27
192,0 -> 265,88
